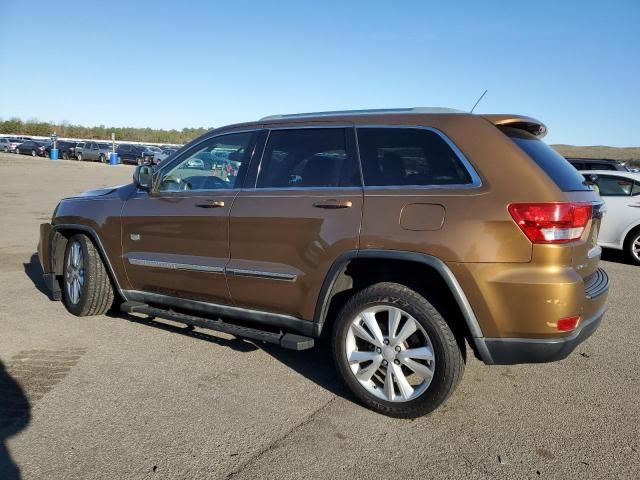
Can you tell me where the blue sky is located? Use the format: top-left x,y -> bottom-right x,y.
0,0 -> 638,146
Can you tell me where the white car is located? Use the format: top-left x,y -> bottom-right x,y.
581,170 -> 640,264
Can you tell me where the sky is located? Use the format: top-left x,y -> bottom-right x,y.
0,0 -> 638,146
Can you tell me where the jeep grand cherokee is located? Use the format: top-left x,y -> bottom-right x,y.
38,107 -> 608,417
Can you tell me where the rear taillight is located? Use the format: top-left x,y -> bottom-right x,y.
508,202 -> 592,244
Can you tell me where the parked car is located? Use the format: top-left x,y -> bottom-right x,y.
45,140 -> 77,160
116,144 -> 157,165
15,140 -> 47,157
2,138 -> 25,153
568,158 -> 629,172
77,141 -> 112,162
581,170 -> 640,265
0,138 -> 14,152
154,148 -> 178,165
38,107 -> 608,418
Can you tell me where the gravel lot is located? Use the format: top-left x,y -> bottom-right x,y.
0,152 -> 638,479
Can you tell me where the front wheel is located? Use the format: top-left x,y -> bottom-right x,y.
77,153 -> 83,162
627,230 -> 640,266
62,152 -> 69,160
62,234 -> 114,316
99,154 -> 106,163
31,150 -> 37,157
332,282 -> 464,418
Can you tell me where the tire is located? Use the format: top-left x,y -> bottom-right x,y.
62,152 -> 69,160
137,157 -> 143,166
31,150 -> 36,157
332,282 -> 464,418
3,147 -> 7,152
99,154 -> 106,163
77,153 -> 83,162
626,229 -> 640,266
62,234 -> 114,316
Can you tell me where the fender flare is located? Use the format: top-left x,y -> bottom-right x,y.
314,249 -> 493,364
50,223 -> 127,299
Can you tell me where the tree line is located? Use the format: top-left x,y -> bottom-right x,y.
0,117 -> 212,144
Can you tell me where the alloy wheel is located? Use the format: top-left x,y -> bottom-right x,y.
345,305 -> 436,402
65,241 -> 85,305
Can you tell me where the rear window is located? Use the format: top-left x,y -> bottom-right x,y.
501,127 -> 589,191
357,127 -> 473,187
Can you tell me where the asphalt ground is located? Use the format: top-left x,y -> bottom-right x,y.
0,152 -> 638,479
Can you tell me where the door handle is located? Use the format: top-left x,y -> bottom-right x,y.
195,200 -> 225,208
312,199 -> 353,209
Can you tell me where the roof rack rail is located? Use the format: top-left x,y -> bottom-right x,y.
260,107 -> 464,121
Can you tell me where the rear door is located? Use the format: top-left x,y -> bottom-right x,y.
227,126 -> 363,320
120,130 -> 261,304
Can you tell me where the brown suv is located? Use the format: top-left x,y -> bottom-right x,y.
38,108 -> 609,417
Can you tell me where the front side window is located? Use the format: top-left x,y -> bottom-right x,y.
597,176 -> 634,196
357,128 -> 473,187
256,128 -> 359,188
159,131 -> 256,192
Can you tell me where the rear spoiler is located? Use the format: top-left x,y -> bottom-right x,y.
483,114 -> 548,138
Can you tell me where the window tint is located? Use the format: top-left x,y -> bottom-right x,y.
357,128 -> 473,187
501,127 -> 589,192
159,131 -> 256,192
597,176 -> 633,196
256,128 -> 359,188
633,182 -> 640,196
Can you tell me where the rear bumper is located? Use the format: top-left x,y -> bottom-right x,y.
477,300 -> 607,365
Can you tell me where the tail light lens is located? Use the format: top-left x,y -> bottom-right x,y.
508,202 -> 592,244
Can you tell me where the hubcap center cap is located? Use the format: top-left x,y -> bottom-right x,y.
382,346 -> 396,362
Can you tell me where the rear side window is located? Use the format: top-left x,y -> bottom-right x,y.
501,127 -> 589,191
257,128 -> 360,188
357,128 -> 473,187
597,176 -> 634,196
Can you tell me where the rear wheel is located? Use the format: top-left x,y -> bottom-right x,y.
626,229 -> 640,266
332,282 -> 464,418
99,154 -> 106,163
62,234 -> 114,316
62,152 -> 69,160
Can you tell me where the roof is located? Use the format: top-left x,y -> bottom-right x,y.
258,108 -> 548,138
260,107 -> 464,121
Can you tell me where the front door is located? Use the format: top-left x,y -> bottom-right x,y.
227,127 -> 363,321
121,130 -> 261,304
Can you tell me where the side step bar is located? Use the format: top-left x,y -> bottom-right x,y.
120,301 -> 315,351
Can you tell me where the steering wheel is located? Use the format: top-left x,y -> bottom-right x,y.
162,177 -> 191,191
206,177 -> 230,189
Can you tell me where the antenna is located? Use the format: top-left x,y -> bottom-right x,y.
470,89 -> 488,113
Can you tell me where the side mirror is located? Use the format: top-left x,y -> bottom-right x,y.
133,165 -> 153,191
